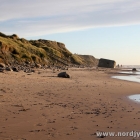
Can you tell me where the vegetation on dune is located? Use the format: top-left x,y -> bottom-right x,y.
0,32 -> 98,66
0,36 -> 47,64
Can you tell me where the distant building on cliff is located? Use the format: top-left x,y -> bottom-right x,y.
98,58 -> 116,68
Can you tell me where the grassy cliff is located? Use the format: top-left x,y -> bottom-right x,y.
0,32 -> 98,66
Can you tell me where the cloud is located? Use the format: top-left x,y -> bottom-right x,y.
0,0 -> 140,37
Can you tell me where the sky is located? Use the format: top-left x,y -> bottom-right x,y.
0,0 -> 140,65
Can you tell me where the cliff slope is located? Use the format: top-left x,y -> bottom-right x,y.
0,32 -> 98,66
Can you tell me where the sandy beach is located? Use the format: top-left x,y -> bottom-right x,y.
0,68 -> 140,140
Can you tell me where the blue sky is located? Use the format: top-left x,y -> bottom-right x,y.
0,0 -> 140,65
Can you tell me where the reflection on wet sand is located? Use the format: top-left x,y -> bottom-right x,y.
112,75 -> 140,83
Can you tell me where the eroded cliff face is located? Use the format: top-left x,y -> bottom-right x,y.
0,32 -> 98,66
77,55 -> 99,66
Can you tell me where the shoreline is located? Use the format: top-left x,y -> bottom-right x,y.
0,68 -> 140,140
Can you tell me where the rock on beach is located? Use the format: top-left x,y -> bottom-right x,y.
58,72 -> 70,78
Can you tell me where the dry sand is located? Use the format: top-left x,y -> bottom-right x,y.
0,68 -> 140,140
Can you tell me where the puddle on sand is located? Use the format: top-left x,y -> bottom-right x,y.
128,94 -> 140,103
112,75 -> 140,83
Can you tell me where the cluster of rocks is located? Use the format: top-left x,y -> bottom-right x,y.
0,62 -> 71,78
0,62 -> 46,73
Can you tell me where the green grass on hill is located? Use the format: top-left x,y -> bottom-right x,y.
0,32 -> 98,66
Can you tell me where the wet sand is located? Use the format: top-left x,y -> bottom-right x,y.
0,68 -> 140,140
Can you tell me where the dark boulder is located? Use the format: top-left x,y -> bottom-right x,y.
58,72 -> 70,78
0,68 -> 4,72
31,69 -> 35,73
132,68 -> 136,71
12,67 -> 19,72
0,63 -> 5,68
5,67 -> 13,71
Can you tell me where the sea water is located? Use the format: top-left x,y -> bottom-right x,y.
112,65 -> 140,103
112,65 -> 140,83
